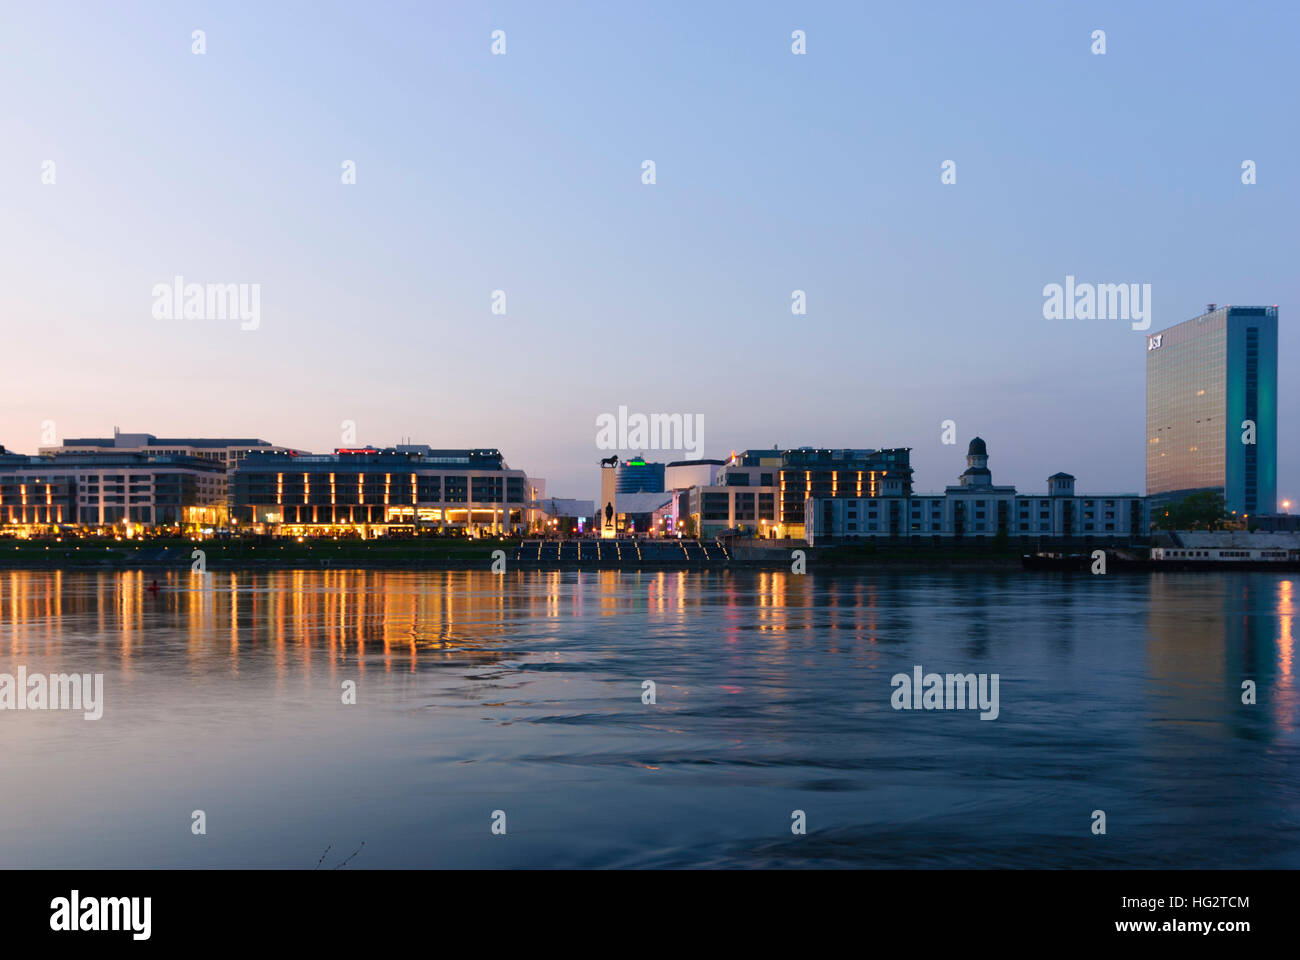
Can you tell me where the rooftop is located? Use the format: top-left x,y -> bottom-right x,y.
235,447 -> 513,469
61,436 -> 274,448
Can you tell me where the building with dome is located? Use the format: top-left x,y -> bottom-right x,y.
805,437 -> 1147,545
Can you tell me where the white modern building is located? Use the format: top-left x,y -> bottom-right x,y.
664,458 -> 726,492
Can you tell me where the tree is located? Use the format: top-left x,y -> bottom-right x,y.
1154,491 -> 1228,531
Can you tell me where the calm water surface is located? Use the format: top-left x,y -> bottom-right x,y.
1,569 -> 1296,868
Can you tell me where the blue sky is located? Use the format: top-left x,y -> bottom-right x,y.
1,0 -> 1295,503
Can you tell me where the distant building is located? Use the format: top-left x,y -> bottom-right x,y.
1253,513 -> 1300,533
664,459 -> 725,491
805,437 -> 1147,544
532,497 -> 595,536
1146,305 -> 1278,518
677,446 -> 912,539
615,458 -> 665,494
43,430 -> 295,470
607,491 -> 674,536
228,447 -> 532,536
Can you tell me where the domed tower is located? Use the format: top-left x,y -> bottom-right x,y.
959,437 -> 992,487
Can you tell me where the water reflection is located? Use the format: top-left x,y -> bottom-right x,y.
0,569 -> 1296,868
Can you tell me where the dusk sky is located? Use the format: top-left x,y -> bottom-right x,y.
2,0 -> 1294,503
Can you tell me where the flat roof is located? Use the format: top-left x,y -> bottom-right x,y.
62,437 -> 273,448
1150,304 -> 1278,336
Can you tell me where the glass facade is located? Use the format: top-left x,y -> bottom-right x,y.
1146,305 -> 1277,516
778,448 -> 913,525
1146,309 -> 1226,501
615,461 -> 665,494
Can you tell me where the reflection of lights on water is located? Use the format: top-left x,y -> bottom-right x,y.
1279,580 -> 1294,679
1275,579 -> 1296,733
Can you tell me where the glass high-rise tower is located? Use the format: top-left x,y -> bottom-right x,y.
1146,304 -> 1278,519
615,458 -> 666,494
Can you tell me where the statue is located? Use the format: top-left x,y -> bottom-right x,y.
600,455 -> 618,468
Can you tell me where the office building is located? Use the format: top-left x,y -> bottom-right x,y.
0,448 -> 226,530
664,459 -> 725,491
676,446 -> 912,539
43,430 -> 294,469
228,446 -> 532,536
1146,304 -> 1278,518
615,458 -> 666,494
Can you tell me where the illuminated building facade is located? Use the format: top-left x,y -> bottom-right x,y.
677,447 -> 913,539
603,491 -> 673,537
0,449 -> 226,531
531,498 -> 595,536
228,446 -> 532,536
1146,305 -> 1278,518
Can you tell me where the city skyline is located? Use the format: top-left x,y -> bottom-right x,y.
4,316 -> 1287,509
1,0 -> 1297,902
3,2 -> 1296,505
